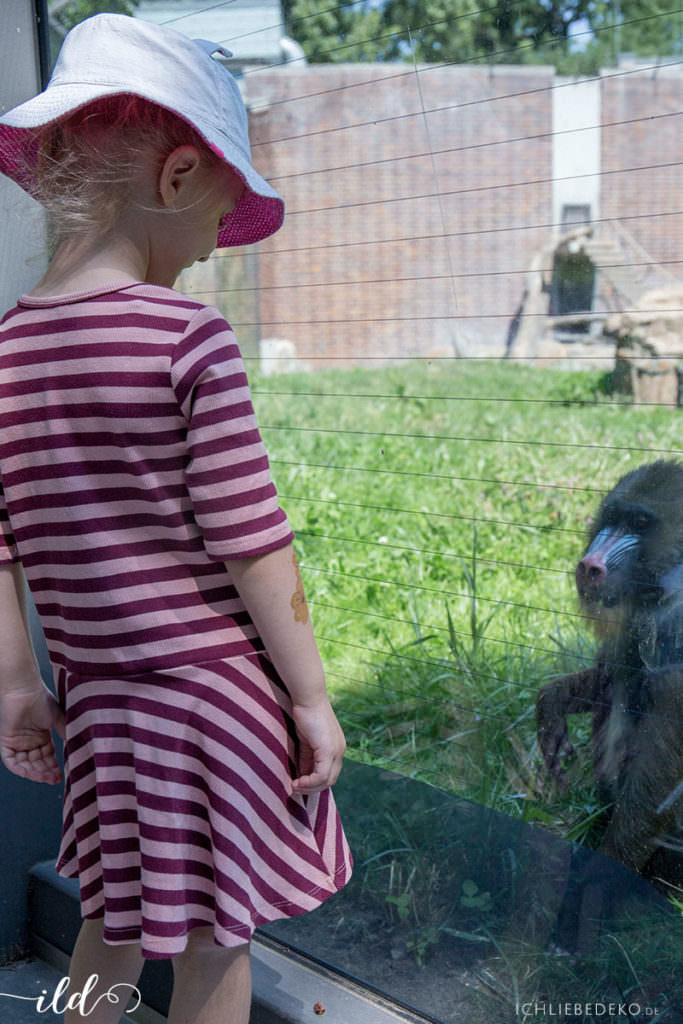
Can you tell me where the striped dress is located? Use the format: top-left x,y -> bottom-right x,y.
0,282 -> 352,959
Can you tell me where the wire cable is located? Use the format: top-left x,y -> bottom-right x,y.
264,426 -> 682,458
214,210 -> 681,260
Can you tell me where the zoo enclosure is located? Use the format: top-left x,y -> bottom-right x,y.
0,0 -> 682,1019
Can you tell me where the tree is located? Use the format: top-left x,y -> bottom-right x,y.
589,0 -> 682,61
282,0 -> 400,62
48,0 -> 138,35
282,0 -> 681,69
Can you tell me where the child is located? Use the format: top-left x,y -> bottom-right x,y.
0,14 -> 352,1024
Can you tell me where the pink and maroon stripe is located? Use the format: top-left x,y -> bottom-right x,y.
0,283 -> 295,676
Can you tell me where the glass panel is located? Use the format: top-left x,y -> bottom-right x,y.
261,762 -> 683,1021
13,7 -> 683,1021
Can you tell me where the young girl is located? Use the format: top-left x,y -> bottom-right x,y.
0,13 -> 352,1024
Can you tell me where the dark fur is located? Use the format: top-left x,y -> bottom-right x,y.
536,460 -> 683,890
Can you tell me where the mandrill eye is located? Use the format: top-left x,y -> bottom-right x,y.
632,512 -> 652,531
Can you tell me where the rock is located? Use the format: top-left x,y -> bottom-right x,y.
259,338 -> 301,377
606,285 -> 683,407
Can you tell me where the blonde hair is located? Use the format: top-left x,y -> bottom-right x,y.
34,94 -> 222,245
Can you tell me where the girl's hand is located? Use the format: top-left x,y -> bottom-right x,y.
0,686 -> 66,785
290,697 -> 346,795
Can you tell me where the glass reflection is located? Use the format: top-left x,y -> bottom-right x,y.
262,760 -> 683,1023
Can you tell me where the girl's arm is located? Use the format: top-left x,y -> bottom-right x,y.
0,563 -> 65,784
0,562 -> 43,690
226,543 -> 345,795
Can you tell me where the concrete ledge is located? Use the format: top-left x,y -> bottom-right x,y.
28,861 -> 431,1024
249,936 -> 432,1024
27,939 -> 162,1024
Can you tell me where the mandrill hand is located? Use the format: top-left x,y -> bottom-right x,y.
0,685 -> 65,785
536,687 -> 576,788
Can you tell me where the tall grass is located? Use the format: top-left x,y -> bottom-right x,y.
254,360 -> 683,1008
250,359 -> 679,836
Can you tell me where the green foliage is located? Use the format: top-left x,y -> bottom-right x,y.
283,0 -> 397,62
467,910 -> 683,1021
384,0 -> 592,64
460,878 -> 493,910
49,0 -> 138,33
591,0 -> 683,59
282,0 -> 681,68
348,790 -> 500,966
250,358 -> 679,844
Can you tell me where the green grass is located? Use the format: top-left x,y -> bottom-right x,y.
250,359 -> 679,834
252,359 -> 683,997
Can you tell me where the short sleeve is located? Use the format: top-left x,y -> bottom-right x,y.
171,307 -> 294,560
0,479 -> 19,564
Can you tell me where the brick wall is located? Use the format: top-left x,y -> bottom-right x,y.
232,62 -> 680,368
600,68 -> 682,268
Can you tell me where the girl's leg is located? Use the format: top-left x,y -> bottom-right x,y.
63,916 -> 145,1024
167,929 -> 251,1024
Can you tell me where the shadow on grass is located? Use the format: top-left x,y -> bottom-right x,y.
262,761 -> 683,1023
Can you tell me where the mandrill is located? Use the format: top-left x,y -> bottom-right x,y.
536,460 -> 683,892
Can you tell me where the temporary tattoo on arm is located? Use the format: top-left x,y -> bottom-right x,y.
290,552 -> 309,624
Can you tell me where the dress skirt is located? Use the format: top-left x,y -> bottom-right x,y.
54,653 -> 353,959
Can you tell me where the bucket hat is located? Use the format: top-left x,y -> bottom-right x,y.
0,13 -> 284,247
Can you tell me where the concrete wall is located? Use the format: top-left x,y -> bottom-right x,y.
0,0 -> 62,962
552,77 -> 601,229
0,0 -> 48,315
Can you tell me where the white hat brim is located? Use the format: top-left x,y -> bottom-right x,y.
0,35 -> 284,248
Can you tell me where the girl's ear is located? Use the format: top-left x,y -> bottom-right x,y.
158,145 -> 201,209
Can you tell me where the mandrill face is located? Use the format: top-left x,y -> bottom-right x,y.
576,510 -> 652,608
576,460 -> 683,615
